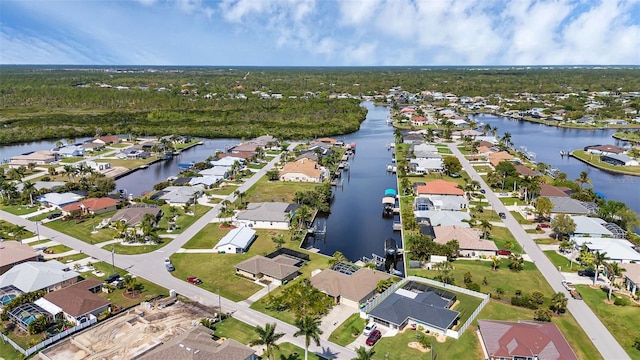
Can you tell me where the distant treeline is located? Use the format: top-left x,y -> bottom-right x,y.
1,67 -> 639,143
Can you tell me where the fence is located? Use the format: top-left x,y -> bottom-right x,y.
0,315 -> 97,356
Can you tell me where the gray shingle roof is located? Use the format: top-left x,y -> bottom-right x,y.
0,261 -> 78,293
235,256 -> 299,281
236,202 -> 292,223
368,291 -> 459,331
547,197 -> 597,215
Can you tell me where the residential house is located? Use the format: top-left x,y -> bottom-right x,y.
61,197 -> 119,216
110,206 -> 163,227
311,137 -> 338,146
584,144 -> 625,155
0,241 -> 39,275
279,158 -> 325,183
214,227 -> 257,254
310,267 -> 390,309
547,197 -> 598,215
55,145 -> 85,158
37,192 -> 85,209
85,160 -> 111,172
93,135 -> 122,145
7,302 -> 53,330
433,225 -> 498,258
36,278 -> 110,325
622,263 -> 640,296
0,261 -> 79,293
156,186 -> 204,206
539,184 -> 572,198
478,320 -> 578,360
235,256 -> 300,286
188,176 -> 223,188
487,152 -> 514,167
409,158 -> 443,174
118,148 -> 150,159
210,156 -> 245,168
218,152 -> 254,161
601,153 -> 639,166
514,164 -> 538,177
451,129 -> 483,139
235,202 -> 298,230
199,167 -> 229,178
367,281 -> 459,336
136,325 -> 256,360
571,237 -> 640,263
80,142 -> 105,152
570,215 -> 625,238
414,210 -> 471,228
416,180 -> 467,210
9,150 -> 58,167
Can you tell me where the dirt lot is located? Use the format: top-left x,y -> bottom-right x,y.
41,301 -> 216,360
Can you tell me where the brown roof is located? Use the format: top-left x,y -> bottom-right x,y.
218,152 -> 254,160
478,320 -> 578,360
279,158 -> 322,179
433,226 -> 498,251
94,136 -> 121,144
514,165 -> 538,177
539,184 -> 571,198
312,137 -> 337,145
309,268 -> 390,303
44,278 -> 110,317
416,180 -> 464,196
137,325 -> 255,360
477,140 -> 494,148
61,197 -> 119,213
0,241 -> 39,269
488,151 -> 514,167
586,144 -> 625,154
235,256 -> 299,280
111,206 -> 161,226
230,143 -> 258,153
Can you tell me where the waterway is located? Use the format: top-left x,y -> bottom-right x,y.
472,114 -> 640,225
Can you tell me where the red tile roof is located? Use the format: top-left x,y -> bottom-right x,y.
416,180 -> 464,196
61,197 -> 119,212
479,320 -> 578,360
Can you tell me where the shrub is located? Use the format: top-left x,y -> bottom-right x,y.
530,291 -> 545,305
511,295 -> 538,309
496,288 -> 505,295
613,296 -> 630,306
466,282 -> 481,292
533,309 -> 553,322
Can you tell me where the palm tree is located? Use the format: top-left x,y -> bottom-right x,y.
328,251 -> 347,267
249,323 -> 284,360
12,225 -> 26,243
551,292 -> 568,314
593,251 -> 609,286
479,219 -> 492,239
605,262 -> 625,301
575,171 -> 592,190
393,128 -> 403,144
508,253 -> 524,271
490,255 -> 501,271
62,165 -> 77,182
499,132 -> 513,149
122,274 -> 138,296
352,346 -> 376,360
294,315 -> 323,360
21,180 -> 36,206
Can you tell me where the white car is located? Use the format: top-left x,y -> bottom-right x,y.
363,323 -> 377,336
164,258 -> 171,265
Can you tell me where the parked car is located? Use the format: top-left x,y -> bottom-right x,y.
366,329 -> 382,346
166,263 -> 175,272
499,212 -> 506,219
47,212 -> 62,220
104,273 -> 119,283
363,322 -> 377,336
450,173 -> 461,178
578,269 -> 596,277
479,189 -> 486,194
538,223 -> 550,228
497,249 -> 511,256
187,276 -> 203,285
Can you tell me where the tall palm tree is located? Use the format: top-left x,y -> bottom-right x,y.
21,180 -> 36,206
249,323 -> 284,360
490,255 -> 501,271
479,219 -> 492,239
593,251 -> 609,286
575,171 -> 592,190
12,225 -> 26,243
605,262 -> 625,301
294,315 -> 323,360
352,346 -> 376,360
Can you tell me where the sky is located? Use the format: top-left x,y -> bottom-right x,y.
1,0 -> 639,66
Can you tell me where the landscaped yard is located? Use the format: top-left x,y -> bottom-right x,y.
329,313 -> 365,346
500,197 -> 526,206
44,244 -> 73,254
0,339 -> 23,360
488,226 -> 522,253
58,253 -> 89,263
170,229 -> 301,302
471,165 -> 492,173
0,204 -> 39,216
95,158 -> 156,169
46,213 -> 118,244
576,284 -> 640,358
0,220 -> 35,239
183,223 -> 232,249
244,176 -> 321,203
510,211 -> 532,224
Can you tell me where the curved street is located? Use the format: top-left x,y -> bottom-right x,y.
0,149 -> 357,360
447,143 -> 630,360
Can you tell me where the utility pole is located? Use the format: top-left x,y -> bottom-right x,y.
218,286 -> 222,323
111,244 -> 116,275
35,220 -> 40,242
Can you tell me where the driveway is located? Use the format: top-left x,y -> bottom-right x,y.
447,143 -> 629,360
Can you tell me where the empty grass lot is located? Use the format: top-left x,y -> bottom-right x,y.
576,284 -> 640,358
170,229 -> 299,302
244,176 -> 322,203
206,185 -> 239,196
0,204 -> 39,216
182,223 -> 232,249
157,204 -> 211,234
46,213 -> 118,244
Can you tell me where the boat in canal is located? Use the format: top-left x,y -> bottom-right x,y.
382,196 -> 395,216
384,237 -> 398,256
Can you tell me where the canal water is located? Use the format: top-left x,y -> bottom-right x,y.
304,102 -> 403,272
472,114 -> 640,229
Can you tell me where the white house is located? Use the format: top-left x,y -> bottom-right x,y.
235,202 -> 297,230
37,192 -> 85,209
56,145 -> 85,158
214,227 -> 257,254
157,186 -> 203,206
0,261 -> 79,293
572,237 -> 640,263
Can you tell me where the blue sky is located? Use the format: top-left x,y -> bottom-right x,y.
1,0 -> 639,66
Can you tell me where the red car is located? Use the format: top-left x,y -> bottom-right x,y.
187,277 -> 203,285
539,223 -> 550,228
497,249 -> 511,256
366,329 -> 382,346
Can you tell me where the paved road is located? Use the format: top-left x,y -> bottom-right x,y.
0,148 -> 356,359
447,143 -> 630,360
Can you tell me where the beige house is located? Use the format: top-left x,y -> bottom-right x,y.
622,263 -> 640,296
0,241 -> 39,275
487,151 -> 514,167
279,158 -> 325,183
310,267 -> 390,309
235,255 -> 300,286
433,225 -> 498,258
9,150 -> 58,167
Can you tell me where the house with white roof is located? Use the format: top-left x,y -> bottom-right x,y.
55,145 -> 85,158
210,156 -> 245,167
569,216 -> 626,238
199,166 -> 230,178
433,225 -> 498,258
0,261 -> 79,293
235,202 -> 298,230
414,210 -> 471,227
409,158 -> 443,174
37,192 -> 85,209
156,186 -> 203,206
189,176 -> 223,188
214,227 -> 257,254
571,237 -> 640,263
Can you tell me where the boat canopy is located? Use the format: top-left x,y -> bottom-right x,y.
382,196 -> 396,205
384,188 -> 397,197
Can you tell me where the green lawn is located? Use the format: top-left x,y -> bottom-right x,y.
0,339 -> 24,360
543,250 -> 582,273
45,213 -> 118,244
157,204 -> 211,234
489,226 -> 522,253
328,313 -> 366,346
30,211 -> 61,221
95,158 -> 155,169
60,157 -> 83,163
500,197 -> 526,206
436,146 -> 453,154
170,229 -> 296,301
247,163 -> 266,169
206,185 -> 238,196
103,242 -> 169,255
44,244 -> 73,253
212,317 -> 257,344
510,211 -> 532,224
576,284 -> 640,358
244,177 -> 321,203
26,239 -> 52,246
472,165 -> 492,173
534,237 -> 557,245
0,204 -> 39,215
58,253 -> 89,263
571,150 -> 640,176
372,326 -> 479,360
0,220 -> 36,239
183,223 -> 232,249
